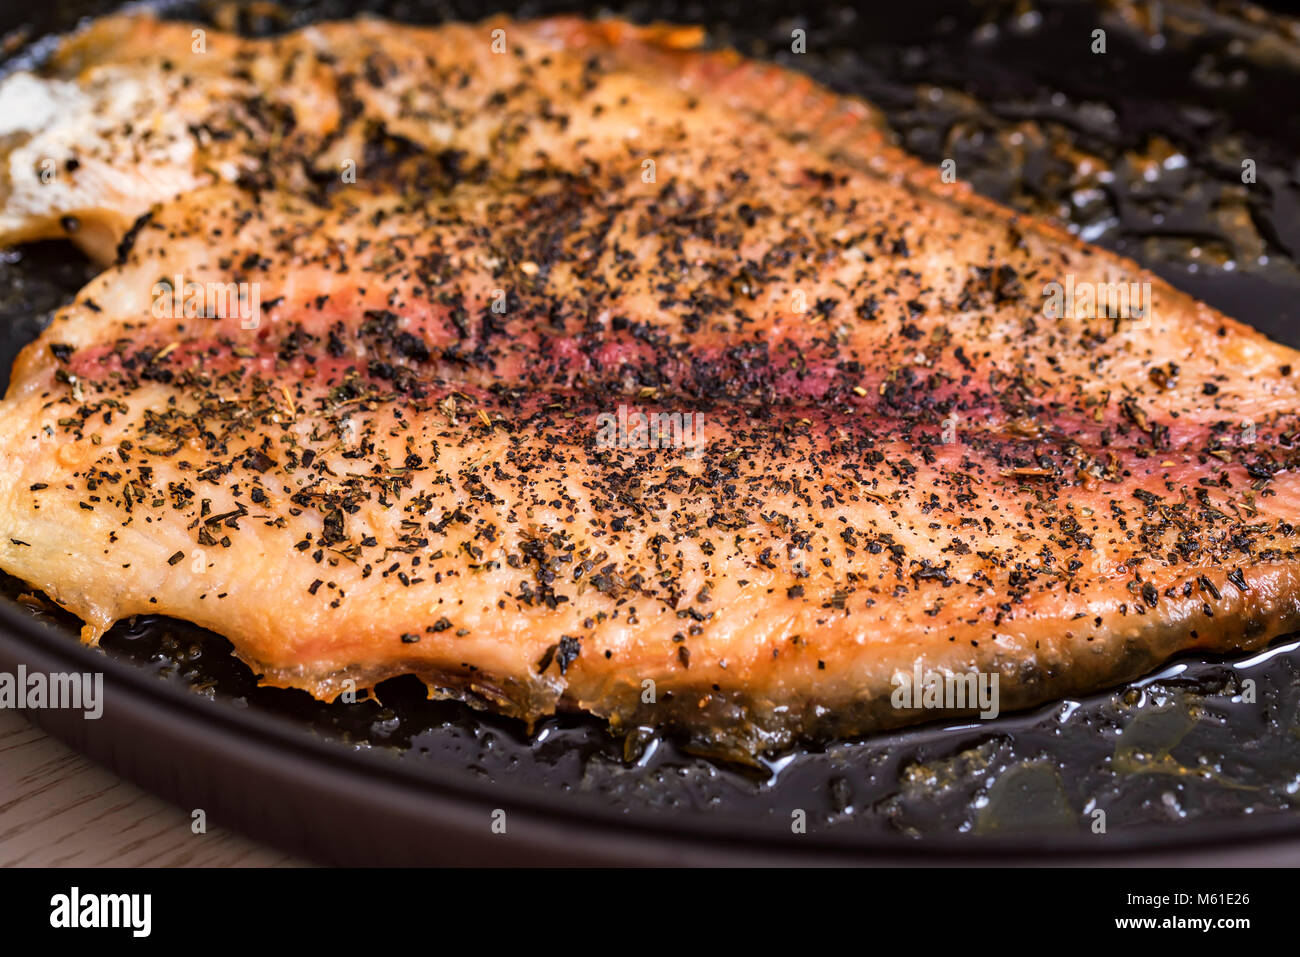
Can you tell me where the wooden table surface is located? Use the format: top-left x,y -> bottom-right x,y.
0,709 -> 305,867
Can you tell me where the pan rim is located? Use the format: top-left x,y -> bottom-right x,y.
5,596 -> 1300,861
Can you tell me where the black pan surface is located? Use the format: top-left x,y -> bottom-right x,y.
3,0 -> 1300,864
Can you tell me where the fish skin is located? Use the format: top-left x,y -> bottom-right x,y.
1,14 -> 1300,759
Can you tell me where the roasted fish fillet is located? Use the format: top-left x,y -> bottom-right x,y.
1,13 -> 1299,759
